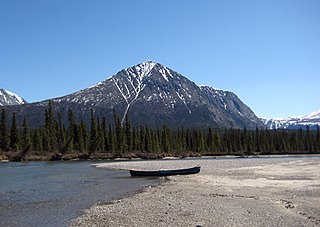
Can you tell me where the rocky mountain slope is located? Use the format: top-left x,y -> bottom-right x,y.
262,110 -> 320,130
4,61 -> 264,129
0,89 -> 27,106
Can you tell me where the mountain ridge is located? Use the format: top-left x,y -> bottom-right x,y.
262,110 -> 320,130
3,61 -> 264,129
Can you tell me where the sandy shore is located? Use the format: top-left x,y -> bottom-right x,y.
70,157 -> 320,226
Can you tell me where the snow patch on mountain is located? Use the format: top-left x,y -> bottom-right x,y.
263,110 -> 320,130
304,110 -> 320,120
0,89 -> 27,106
132,60 -> 156,81
176,91 -> 191,114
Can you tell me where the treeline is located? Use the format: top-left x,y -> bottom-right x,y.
0,101 -> 320,161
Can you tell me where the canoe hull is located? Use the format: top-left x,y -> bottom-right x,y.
129,166 -> 201,177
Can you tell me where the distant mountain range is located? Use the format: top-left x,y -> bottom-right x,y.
262,110 -> 320,130
0,89 -> 27,106
2,61 -> 264,129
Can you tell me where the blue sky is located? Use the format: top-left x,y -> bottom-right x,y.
1,0 -> 319,119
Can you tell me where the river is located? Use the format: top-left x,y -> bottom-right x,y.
0,161 -> 159,227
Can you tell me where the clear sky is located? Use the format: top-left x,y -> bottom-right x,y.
1,0 -> 319,119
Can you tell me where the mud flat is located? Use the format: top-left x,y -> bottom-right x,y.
70,157 -> 320,226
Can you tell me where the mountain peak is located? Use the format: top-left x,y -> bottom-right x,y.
133,60 -> 169,71
0,88 -> 27,106
132,61 -> 157,79
141,60 -> 157,64
120,61 -> 175,83
135,60 -> 164,68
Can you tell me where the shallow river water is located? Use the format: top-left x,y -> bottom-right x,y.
0,161 -> 159,227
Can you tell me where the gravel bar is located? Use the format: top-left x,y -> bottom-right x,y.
70,157 -> 320,226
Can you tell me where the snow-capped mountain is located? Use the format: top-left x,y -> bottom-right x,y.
0,89 -> 27,106
4,61 -> 264,129
262,110 -> 320,130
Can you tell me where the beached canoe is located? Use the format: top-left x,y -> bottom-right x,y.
129,166 -> 201,177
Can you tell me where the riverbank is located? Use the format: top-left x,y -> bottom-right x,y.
0,151 -> 204,162
70,157 -> 320,226
1,150 -> 319,162
0,161 -> 160,227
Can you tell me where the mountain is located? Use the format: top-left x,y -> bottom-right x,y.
0,89 -> 27,106
4,61 -> 264,129
262,110 -> 320,130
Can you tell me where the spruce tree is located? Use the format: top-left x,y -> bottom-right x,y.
144,126 -> 152,152
102,117 -> 108,151
316,125 -> 320,151
77,128 -> 85,152
56,113 -> 66,153
32,128 -> 42,152
44,100 -> 57,151
0,109 -> 10,151
213,131 -> 220,153
97,117 -> 105,151
108,124 -> 116,153
21,117 -> 32,152
125,114 -> 132,151
254,127 -> 261,153
139,125 -> 145,151
161,124 -> 170,153
151,129 -> 160,152
79,120 -> 88,151
185,128 -> 191,151
207,128 -> 214,152
10,112 -> 20,151
197,130 -> 205,153
66,109 -> 76,151
114,114 -> 125,152
180,126 -> 186,151
42,126 -> 50,153
89,110 -> 98,154
175,128 -> 182,151
132,127 -> 138,151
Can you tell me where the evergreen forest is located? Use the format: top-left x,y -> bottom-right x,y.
0,101 -> 320,161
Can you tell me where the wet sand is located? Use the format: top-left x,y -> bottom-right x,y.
70,157 -> 320,226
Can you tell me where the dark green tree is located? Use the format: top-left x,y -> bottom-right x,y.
213,131 -> 220,153
125,114 -> 132,151
21,117 -> 32,152
161,124 -> 170,153
97,117 -> 105,151
56,113 -> 66,153
44,100 -> 57,151
66,109 -> 76,151
102,117 -> 108,151
207,127 -> 214,152
132,127 -> 139,151
78,120 -> 87,152
316,125 -> 320,151
144,126 -> 152,152
10,112 -> 20,151
197,130 -> 205,153
32,128 -> 43,152
108,124 -> 116,152
89,110 -> 98,155
114,112 -> 126,152
151,129 -> 160,152
0,109 -> 10,151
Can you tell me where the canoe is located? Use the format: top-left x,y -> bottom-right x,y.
129,166 -> 201,177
